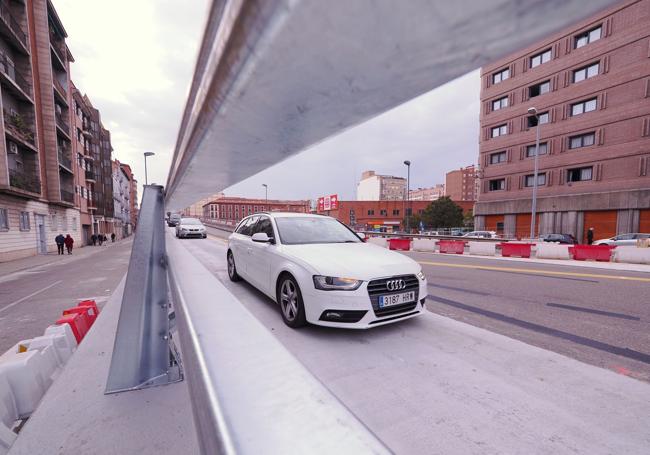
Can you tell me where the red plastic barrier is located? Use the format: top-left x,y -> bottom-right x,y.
571,245 -> 615,262
63,307 -> 94,332
55,313 -> 89,343
388,238 -> 411,251
436,240 -> 465,254
499,243 -> 534,258
78,300 -> 100,325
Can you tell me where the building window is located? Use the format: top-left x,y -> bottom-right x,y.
524,173 -> 547,187
573,62 -> 599,83
492,68 -> 510,84
489,179 -> 506,191
529,80 -> 550,98
367,209 -> 375,215
349,209 -> 355,215
380,209 -> 387,216
575,26 -> 601,48
526,142 -> 548,157
490,151 -> 507,164
392,209 -> 400,216
492,96 -> 508,111
254,206 -> 258,212
529,49 -> 551,68
569,132 -> 596,149
567,166 -> 593,182
0,208 -> 8,230
406,208 -> 412,216
491,124 -> 508,138
527,112 -> 549,128
571,98 -> 597,116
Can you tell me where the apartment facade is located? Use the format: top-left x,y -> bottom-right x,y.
475,0 -> 650,241
120,162 -> 137,231
356,170 -> 406,200
445,165 -> 478,201
112,159 -> 131,238
0,0 -> 81,261
202,197 -> 310,225
409,184 -> 445,201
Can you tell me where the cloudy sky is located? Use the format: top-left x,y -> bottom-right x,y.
55,0 -> 479,204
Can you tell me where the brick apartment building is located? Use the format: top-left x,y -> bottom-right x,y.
445,165 -> 478,201
475,0 -> 650,241
317,199 -> 474,232
203,197 -> 310,224
356,170 -> 406,200
119,162 -> 137,231
0,0 -> 127,260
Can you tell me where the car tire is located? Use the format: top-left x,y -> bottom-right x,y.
277,275 -> 307,328
227,251 -> 241,282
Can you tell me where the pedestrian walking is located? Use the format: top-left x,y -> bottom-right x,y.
587,227 -> 594,245
64,234 -> 74,254
55,233 -> 65,255
111,233 -> 116,243
98,234 -> 104,246
103,234 -> 108,244
91,234 -> 97,246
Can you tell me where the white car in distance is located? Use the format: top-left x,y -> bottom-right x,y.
227,213 -> 428,329
175,217 -> 207,239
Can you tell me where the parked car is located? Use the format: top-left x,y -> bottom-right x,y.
167,213 -> 182,227
227,213 -> 428,329
538,233 -> 577,244
593,233 -> 650,246
175,218 -> 207,238
462,231 -> 498,239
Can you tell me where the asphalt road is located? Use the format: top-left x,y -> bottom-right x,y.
0,240 -> 132,353
204,225 -> 650,380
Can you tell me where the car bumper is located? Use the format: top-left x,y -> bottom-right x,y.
178,231 -> 207,238
301,277 -> 428,329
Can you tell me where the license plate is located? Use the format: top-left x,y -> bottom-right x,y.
379,291 -> 415,308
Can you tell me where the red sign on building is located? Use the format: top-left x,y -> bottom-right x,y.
318,194 -> 338,211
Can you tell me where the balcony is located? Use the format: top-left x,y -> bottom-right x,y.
85,170 -> 96,181
50,42 -> 66,70
60,188 -> 74,204
0,51 -> 32,99
0,3 -> 28,51
53,77 -> 68,104
58,148 -> 72,171
9,168 -> 40,194
55,111 -> 70,136
3,109 -> 35,146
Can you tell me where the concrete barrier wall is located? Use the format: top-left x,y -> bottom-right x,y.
412,238 -> 437,252
367,237 -> 388,248
535,243 -> 571,260
468,242 -> 496,256
0,373 -> 17,454
613,246 -> 650,265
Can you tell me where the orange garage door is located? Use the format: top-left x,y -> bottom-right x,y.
583,210 -> 617,242
514,213 -> 540,239
485,215 -> 504,235
640,209 -> 650,233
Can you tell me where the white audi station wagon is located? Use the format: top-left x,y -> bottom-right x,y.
227,212 -> 428,329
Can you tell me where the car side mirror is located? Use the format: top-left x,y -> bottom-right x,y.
252,232 -> 274,243
356,232 -> 367,241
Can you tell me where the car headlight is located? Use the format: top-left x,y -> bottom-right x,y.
313,275 -> 362,291
417,270 -> 426,281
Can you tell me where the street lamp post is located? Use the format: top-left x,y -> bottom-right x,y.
403,160 -> 411,232
143,152 -> 155,185
527,107 -> 541,240
262,183 -> 268,207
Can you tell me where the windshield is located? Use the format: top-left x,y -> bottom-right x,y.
181,218 -> 202,225
274,217 -> 361,245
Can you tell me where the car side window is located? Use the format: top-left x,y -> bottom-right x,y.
254,216 -> 275,238
237,216 -> 259,236
235,218 -> 250,235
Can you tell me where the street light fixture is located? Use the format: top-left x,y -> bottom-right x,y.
262,183 -> 268,207
403,160 -> 411,232
527,107 -> 541,240
143,152 -> 155,185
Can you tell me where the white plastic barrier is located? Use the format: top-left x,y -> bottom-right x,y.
535,243 -> 571,260
613,246 -> 650,265
37,324 -> 77,365
412,238 -> 437,252
367,237 -> 388,248
0,350 -> 49,419
468,241 -> 496,256
0,373 -> 17,454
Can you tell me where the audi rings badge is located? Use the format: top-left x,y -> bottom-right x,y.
386,279 -> 406,291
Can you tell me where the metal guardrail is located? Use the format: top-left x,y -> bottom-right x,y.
361,231 -> 515,243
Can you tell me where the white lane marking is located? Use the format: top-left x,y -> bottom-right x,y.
0,280 -> 63,315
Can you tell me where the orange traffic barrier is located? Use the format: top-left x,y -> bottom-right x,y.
62,307 -> 94,333
570,245 -> 615,262
436,240 -> 465,254
77,300 -> 100,326
55,313 -> 89,344
499,243 -> 534,258
388,238 -> 411,251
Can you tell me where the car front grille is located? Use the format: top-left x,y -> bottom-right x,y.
367,274 -> 419,317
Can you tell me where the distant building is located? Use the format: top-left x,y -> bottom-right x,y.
356,170 -> 406,200
112,160 -> 132,238
120,164 -> 138,231
318,199 -> 474,232
182,193 -> 224,218
202,197 -> 310,224
445,165 -> 478,201
475,0 -> 650,241
409,184 -> 445,201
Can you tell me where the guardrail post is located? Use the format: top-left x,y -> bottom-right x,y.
105,185 -> 181,394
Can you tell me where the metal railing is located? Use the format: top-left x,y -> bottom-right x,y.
53,77 -> 67,98
85,170 -> 96,181
0,3 -> 27,47
0,51 -> 31,96
57,149 -> 72,170
55,112 -> 70,135
3,109 -> 35,145
9,168 -> 40,193
60,188 -> 74,203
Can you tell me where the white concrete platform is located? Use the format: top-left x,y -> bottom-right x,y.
7,278 -> 198,455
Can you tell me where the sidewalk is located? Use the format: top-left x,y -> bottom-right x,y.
0,239 -> 132,283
